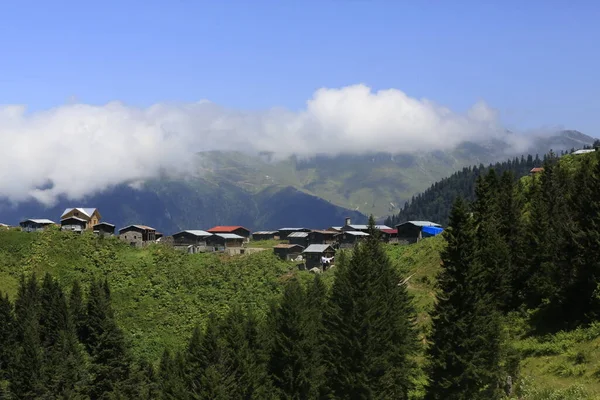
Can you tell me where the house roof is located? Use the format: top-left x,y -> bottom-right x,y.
207,226 -> 249,233
273,244 -> 305,250
381,229 -> 398,234
21,218 -> 55,225
119,224 -> 156,233
93,222 -> 115,228
253,231 -> 278,235
303,244 -> 334,253
61,216 -> 87,223
397,221 -> 442,228
175,230 -> 212,237
61,208 -> 98,218
530,167 -> 544,173
573,149 -> 595,155
344,231 -> 370,236
288,232 -> 309,238
278,227 -> 307,231
310,230 -> 337,235
212,233 -> 245,239
346,224 -> 392,230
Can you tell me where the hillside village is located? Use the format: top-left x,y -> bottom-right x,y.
5,208 -> 444,272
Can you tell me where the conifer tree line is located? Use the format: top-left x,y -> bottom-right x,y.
425,150 -> 600,399
385,153 -> 546,227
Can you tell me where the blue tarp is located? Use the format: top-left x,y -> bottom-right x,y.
422,226 -> 444,237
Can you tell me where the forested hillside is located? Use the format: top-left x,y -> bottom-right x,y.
385,149 -> 581,227
2,151 -> 600,398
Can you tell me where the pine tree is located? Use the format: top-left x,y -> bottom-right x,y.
323,215 -> 417,399
426,198 -> 505,400
84,278 -> 131,399
159,349 -> 189,399
197,315 -> 236,399
0,292 -> 15,381
69,279 -> 87,342
268,278 -> 316,399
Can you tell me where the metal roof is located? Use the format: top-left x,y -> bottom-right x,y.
176,230 -> 212,237
273,244 -> 305,249
397,221 -> 442,227
61,216 -> 87,223
344,231 -> 370,236
207,226 -> 249,233
119,224 -> 156,233
288,232 -> 309,238
573,149 -> 595,155
61,208 -> 97,218
330,227 -> 342,231
303,244 -> 334,253
213,233 -> 245,239
22,219 -> 55,225
253,231 -> 278,235
278,227 -> 307,231
93,222 -> 115,227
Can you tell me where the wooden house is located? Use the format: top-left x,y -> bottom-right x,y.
308,230 -> 337,245
207,226 -> 251,242
336,231 -> 370,248
19,219 -> 55,232
93,222 -> 115,237
172,230 -> 212,253
339,217 -> 391,233
60,217 -> 87,233
380,228 -> 398,243
287,231 -> 310,248
273,244 -> 305,261
302,244 -> 335,271
205,233 -> 245,252
395,221 -> 443,244
277,227 -> 310,239
60,208 -> 101,230
252,231 -> 279,241
118,225 -> 157,248
530,167 -> 544,175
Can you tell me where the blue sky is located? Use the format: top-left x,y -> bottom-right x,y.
1,0 -> 598,133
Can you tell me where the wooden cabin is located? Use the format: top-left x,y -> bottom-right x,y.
172,230 -> 212,253
60,208 -> 101,230
395,221 -> 442,244
273,244 -> 305,261
302,244 -> 335,271
287,231 -> 310,248
336,231 -> 369,248
205,233 -> 245,252
93,222 -> 115,237
19,219 -> 55,232
252,231 -> 279,241
277,227 -> 311,239
60,216 -> 87,234
308,230 -> 338,245
207,226 -> 251,242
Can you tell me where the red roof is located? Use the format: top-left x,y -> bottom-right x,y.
381,229 -> 398,234
530,167 -> 544,173
207,226 -> 249,233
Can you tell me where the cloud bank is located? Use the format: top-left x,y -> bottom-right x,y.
0,84 -> 511,204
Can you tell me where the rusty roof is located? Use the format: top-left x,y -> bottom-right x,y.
273,244 -> 304,249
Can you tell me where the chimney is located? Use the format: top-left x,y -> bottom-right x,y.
345,217 -> 351,226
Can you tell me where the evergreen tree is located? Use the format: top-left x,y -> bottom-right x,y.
0,293 -> 15,382
426,198 -> 505,399
323,215 -> 417,399
69,279 -> 87,342
159,349 -> 189,400
85,278 -> 132,399
268,278 -> 317,399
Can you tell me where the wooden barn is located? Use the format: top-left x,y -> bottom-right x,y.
205,233 -> 245,252
287,231 -> 310,248
19,219 -> 55,232
207,226 -> 251,242
172,230 -> 213,253
60,216 -> 87,233
336,231 -> 369,248
308,230 -> 338,245
302,244 -> 335,271
60,208 -> 101,230
395,221 -> 443,244
93,222 -> 115,237
273,244 -> 305,261
252,231 -> 279,241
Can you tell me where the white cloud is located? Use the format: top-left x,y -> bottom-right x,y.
0,84 -> 509,204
